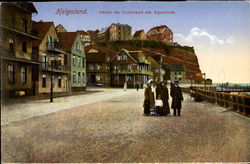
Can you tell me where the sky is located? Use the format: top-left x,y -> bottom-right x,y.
33,1 -> 250,83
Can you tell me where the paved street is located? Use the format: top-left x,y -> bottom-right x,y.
1,88 -> 250,162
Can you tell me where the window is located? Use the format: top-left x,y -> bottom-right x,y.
22,41 -> 27,53
117,56 -> 121,60
9,38 -> 14,54
58,57 -> 62,66
76,42 -> 81,51
73,56 -> 76,66
179,72 -> 182,75
22,18 -> 27,33
21,67 -> 26,84
73,72 -> 76,83
42,75 -> 46,87
78,57 -> 81,67
8,65 -> 14,84
128,65 -> 132,71
78,72 -> 81,82
96,75 -> 102,81
42,53 -> 47,69
58,76 -> 62,88
82,73 -> 85,83
174,72 -> 177,75
115,75 -> 119,81
96,64 -> 101,70
82,57 -> 85,68
126,75 -> 132,81
89,64 -> 94,70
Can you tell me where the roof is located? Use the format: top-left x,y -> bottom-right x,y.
165,64 -> 184,71
32,21 -> 54,46
147,25 -> 172,34
77,30 -> 89,35
133,30 -> 145,37
56,24 -> 67,32
85,45 -> 117,62
16,2 -> 37,13
86,53 -> 107,63
147,56 -> 160,69
98,27 -> 109,34
112,23 -> 131,27
57,32 -> 79,51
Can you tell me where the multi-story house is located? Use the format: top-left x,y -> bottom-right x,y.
57,32 -> 86,91
111,49 -> 153,88
32,21 -> 70,94
85,46 -> 112,87
133,30 -> 147,40
1,3 -> 40,98
55,24 -> 67,32
147,25 -> 173,44
77,30 -> 91,46
145,53 -> 165,84
96,23 -> 132,42
165,64 -> 186,81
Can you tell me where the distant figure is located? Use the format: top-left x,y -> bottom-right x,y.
143,79 -> 155,115
136,82 -> 140,91
170,81 -> 183,116
124,82 -> 127,91
156,81 -> 170,116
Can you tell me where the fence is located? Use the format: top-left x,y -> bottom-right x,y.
183,87 -> 250,117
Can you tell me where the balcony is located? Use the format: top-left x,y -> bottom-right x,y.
1,48 -> 39,64
112,69 -> 153,75
40,62 -> 70,74
46,42 -> 66,54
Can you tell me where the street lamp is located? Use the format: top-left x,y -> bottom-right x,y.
50,55 -> 54,102
190,75 -> 193,87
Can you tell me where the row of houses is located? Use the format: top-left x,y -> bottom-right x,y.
85,46 -> 186,88
0,2 -> 185,98
1,3 -> 87,98
88,23 -> 173,45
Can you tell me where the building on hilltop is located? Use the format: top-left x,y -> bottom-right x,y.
55,24 -> 67,32
147,25 -> 173,44
133,30 -> 147,40
96,23 -> 132,42
57,32 -> 87,91
1,2 -> 40,98
32,21 -> 70,94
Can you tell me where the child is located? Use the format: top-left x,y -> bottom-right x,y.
154,95 -> 163,116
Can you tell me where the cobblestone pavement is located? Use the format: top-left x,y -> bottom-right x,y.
1,88 -> 250,162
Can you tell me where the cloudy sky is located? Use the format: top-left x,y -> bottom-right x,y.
33,1 -> 250,83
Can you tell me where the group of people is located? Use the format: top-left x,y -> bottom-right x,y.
143,79 -> 184,116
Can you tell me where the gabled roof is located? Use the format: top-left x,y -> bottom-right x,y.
16,2 -> 38,13
98,27 -> 109,34
133,30 -> 145,37
147,56 -> 160,69
147,25 -> 172,34
77,30 -> 89,35
56,24 -> 67,32
57,32 -> 79,52
32,21 -> 54,40
86,53 -> 107,63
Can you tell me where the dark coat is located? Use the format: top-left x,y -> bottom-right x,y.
143,86 -> 155,114
156,84 -> 170,115
170,85 -> 183,109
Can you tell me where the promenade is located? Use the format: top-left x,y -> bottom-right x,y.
1,88 -> 250,162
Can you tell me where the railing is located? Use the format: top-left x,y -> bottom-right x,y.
1,48 -> 15,57
2,48 -> 39,62
46,42 -> 62,51
187,87 -> 250,117
40,63 -> 70,73
112,69 -> 153,75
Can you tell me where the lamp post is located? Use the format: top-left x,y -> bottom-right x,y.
50,55 -> 54,102
190,75 -> 193,87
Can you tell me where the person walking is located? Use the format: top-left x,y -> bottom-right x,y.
124,82 -> 127,91
170,81 -> 183,116
143,79 -> 155,115
156,81 -> 170,116
136,82 -> 139,91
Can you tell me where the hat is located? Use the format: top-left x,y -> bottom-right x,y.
147,79 -> 153,84
174,80 -> 179,84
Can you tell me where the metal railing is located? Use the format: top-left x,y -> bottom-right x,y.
40,63 -> 70,73
46,42 -> 62,50
112,69 -> 153,75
